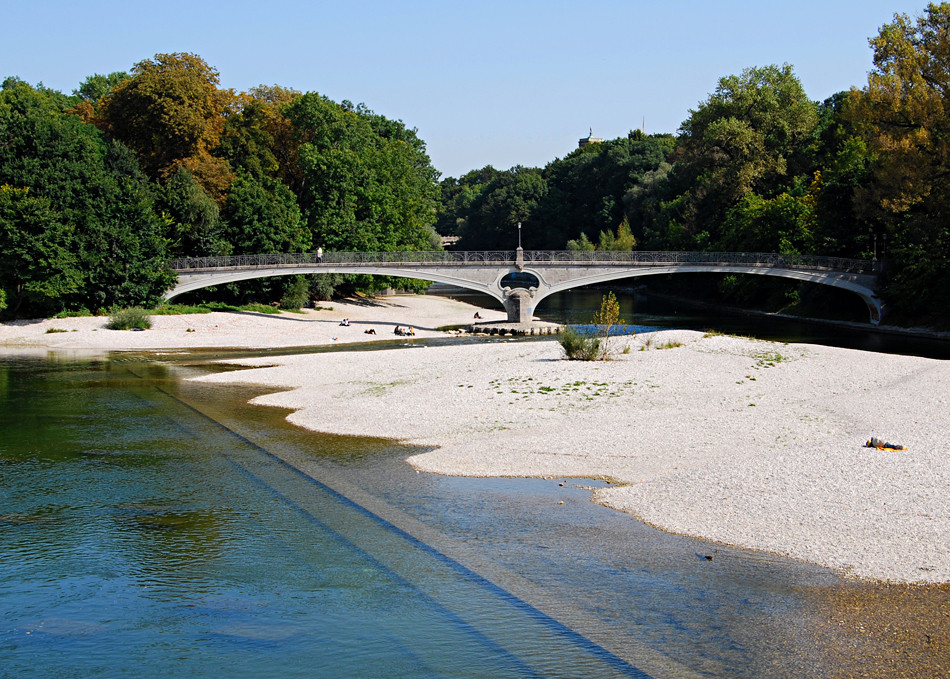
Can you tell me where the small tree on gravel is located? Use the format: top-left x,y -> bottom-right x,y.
591,291 -> 627,359
558,291 -> 629,360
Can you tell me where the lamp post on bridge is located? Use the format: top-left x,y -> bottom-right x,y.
516,221 -> 524,270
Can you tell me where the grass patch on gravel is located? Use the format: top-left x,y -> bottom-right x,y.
151,302 -> 281,315
485,377 -> 636,401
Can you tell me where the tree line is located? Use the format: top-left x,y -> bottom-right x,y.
438,4 -> 950,328
1,53 -> 440,317
2,4 -> 949,328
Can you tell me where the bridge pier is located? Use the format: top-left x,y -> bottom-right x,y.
502,287 -> 536,324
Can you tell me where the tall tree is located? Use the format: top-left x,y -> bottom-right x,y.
96,52 -> 233,200
435,166 -> 503,238
0,186 -> 79,315
157,168 -> 229,258
285,93 -> 440,252
809,92 -> 874,257
671,64 -> 818,247
538,133 -> 674,248
457,166 -> 547,250
222,171 -> 308,254
218,84 -> 301,182
848,2 -> 950,324
0,80 -> 174,314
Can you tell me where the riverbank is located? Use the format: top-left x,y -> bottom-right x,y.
0,295 -> 504,351
3,294 -> 948,584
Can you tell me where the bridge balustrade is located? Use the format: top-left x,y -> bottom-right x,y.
170,250 -> 876,274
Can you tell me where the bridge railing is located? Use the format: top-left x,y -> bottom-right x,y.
523,250 -> 876,273
170,250 -> 876,274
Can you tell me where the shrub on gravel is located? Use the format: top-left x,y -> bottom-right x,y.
107,307 -> 151,330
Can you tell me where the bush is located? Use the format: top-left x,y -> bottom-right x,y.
107,307 -> 151,330
280,276 -> 310,310
557,326 -> 601,360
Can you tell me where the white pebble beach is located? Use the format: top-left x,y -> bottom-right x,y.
4,294 -> 948,584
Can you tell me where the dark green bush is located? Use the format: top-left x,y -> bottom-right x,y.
557,326 -> 601,361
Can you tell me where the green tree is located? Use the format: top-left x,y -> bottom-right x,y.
597,216 -> 637,251
457,166 -> 546,250
0,186 -> 79,315
719,182 -> 818,254
435,166 -> 503,238
158,168 -> 229,257
538,134 -> 674,248
74,71 -> 130,104
218,84 -> 301,182
809,92 -> 874,257
222,171 -> 308,254
566,232 -> 596,250
671,64 -> 818,246
286,93 -> 440,253
219,171 -> 309,304
0,80 -> 174,314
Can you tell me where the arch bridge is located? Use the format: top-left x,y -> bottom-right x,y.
167,249 -> 882,324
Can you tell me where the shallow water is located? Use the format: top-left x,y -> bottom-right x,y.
0,355 -> 651,678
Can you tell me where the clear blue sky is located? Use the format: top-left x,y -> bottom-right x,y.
2,0 -> 930,178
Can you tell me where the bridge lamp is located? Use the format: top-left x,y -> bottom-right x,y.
517,221 -> 522,249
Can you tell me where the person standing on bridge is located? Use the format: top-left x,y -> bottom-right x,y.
316,246 -> 323,263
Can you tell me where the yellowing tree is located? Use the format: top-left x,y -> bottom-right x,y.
97,53 -> 233,200
850,3 -> 950,215
849,3 -> 950,325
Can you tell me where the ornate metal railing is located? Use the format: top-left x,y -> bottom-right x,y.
170,250 -> 877,274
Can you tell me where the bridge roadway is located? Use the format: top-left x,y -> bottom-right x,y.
168,249 -> 882,324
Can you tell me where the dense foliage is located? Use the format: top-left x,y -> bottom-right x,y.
436,4 -> 950,328
0,54 -> 441,317
4,6 -> 950,328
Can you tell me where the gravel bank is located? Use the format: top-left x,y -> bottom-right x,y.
194,329 -> 950,584
0,295 -> 501,352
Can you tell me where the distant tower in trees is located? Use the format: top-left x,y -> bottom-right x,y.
578,127 -> 603,148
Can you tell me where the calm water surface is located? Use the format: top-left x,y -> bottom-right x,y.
0,355 -> 656,678
0,346 -> 870,678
